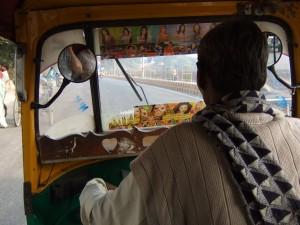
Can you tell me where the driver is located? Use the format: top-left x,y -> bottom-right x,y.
80,18 -> 300,225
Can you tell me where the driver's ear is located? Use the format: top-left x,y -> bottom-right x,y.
197,68 -> 207,91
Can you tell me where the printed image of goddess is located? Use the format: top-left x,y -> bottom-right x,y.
174,24 -> 186,43
137,26 -> 151,44
120,27 -> 132,44
156,25 -> 170,44
192,23 -> 202,42
101,28 -> 116,47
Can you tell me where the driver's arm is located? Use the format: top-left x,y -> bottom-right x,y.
79,172 -> 147,225
67,46 -> 83,74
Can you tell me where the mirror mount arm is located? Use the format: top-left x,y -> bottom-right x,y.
114,57 -> 143,101
31,79 -> 70,109
267,65 -> 300,95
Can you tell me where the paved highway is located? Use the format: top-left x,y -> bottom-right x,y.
0,89 -> 26,225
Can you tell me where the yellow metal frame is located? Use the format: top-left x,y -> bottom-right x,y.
15,1 -> 300,194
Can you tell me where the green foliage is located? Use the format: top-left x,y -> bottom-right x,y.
0,36 -> 16,79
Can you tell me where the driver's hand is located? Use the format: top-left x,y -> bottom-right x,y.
84,178 -> 117,191
105,182 -> 117,190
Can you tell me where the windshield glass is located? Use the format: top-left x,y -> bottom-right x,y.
38,30 -> 94,135
37,20 -> 292,136
95,22 -> 292,131
94,23 -> 211,130
98,55 -> 202,130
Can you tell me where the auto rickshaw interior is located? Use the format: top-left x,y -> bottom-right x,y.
27,14 -> 295,225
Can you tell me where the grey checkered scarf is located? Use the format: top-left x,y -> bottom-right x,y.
192,90 -> 300,225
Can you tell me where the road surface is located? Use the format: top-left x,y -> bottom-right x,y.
0,88 -> 26,225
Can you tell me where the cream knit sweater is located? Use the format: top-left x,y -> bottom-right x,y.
131,113 -> 300,225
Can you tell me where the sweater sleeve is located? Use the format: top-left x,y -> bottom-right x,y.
79,173 -> 148,225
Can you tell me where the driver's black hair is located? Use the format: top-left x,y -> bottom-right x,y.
197,18 -> 268,93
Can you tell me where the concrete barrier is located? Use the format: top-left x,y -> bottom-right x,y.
109,76 -> 202,97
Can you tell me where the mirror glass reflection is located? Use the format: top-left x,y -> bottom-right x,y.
265,32 -> 283,67
58,44 -> 96,82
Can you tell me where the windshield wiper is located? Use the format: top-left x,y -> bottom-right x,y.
114,57 -> 149,104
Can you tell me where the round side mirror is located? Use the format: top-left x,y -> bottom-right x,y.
58,44 -> 96,83
264,32 -> 283,67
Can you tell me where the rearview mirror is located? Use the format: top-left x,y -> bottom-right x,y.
58,44 -> 96,83
264,32 -> 283,67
